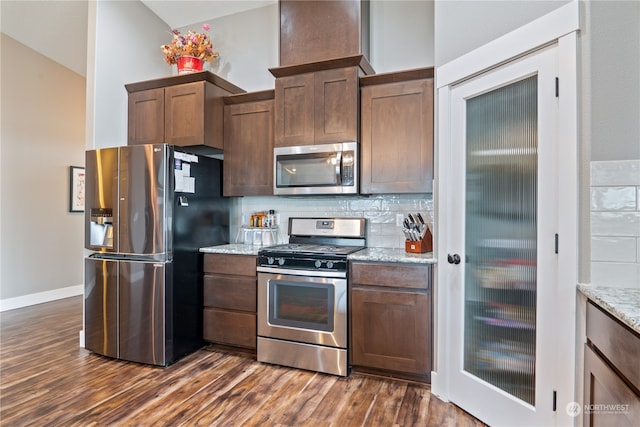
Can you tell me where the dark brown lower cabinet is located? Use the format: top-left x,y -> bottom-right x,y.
203,254 -> 257,351
583,301 -> 640,426
350,262 -> 432,382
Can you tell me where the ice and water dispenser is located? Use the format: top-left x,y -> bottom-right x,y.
89,207 -> 114,249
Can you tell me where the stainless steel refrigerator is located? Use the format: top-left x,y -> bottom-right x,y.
84,144 -> 229,366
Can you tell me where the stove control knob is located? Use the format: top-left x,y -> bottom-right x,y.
267,257 -> 275,265
314,260 -> 322,269
278,258 -> 285,266
326,261 -> 334,269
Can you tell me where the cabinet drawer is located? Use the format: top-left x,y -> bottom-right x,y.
203,254 -> 256,276
586,301 -> 640,391
203,308 -> 256,349
204,274 -> 257,313
350,262 -> 430,290
203,274 -> 256,312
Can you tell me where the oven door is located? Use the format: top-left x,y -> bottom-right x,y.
257,271 -> 347,348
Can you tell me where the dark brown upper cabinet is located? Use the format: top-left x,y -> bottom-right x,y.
279,0 -> 370,67
223,90 -> 275,196
126,71 -> 244,152
270,56 -> 372,147
359,68 -> 434,194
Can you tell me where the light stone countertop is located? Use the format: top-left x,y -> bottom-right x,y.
199,244 -> 261,256
348,247 -> 436,264
577,284 -> 640,335
200,245 -> 437,264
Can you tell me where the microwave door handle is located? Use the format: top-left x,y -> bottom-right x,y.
335,151 -> 342,184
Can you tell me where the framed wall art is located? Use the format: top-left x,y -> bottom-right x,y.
69,166 -> 85,212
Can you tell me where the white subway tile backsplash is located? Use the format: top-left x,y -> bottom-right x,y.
590,187 -> 637,211
235,194 -> 433,249
591,160 -> 640,186
591,212 -> 640,237
591,262 -> 640,289
591,236 -> 638,262
590,160 -> 640,287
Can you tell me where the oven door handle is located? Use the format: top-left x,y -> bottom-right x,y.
257,266 -> 347,279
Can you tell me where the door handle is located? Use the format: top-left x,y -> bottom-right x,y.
447,254 -> 461,264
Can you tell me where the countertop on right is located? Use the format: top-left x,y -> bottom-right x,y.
348,247 -> 436,264
577,284 -> 640,335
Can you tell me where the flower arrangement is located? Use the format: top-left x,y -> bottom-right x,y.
161,23 -> 219,65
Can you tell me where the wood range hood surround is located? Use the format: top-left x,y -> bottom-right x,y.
276,0 -> 372,72
268,1 -> 374,150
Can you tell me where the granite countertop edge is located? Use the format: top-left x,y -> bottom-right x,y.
577,284 -> 640,335
200,245 -> 436,264
199,244 -> 261,256
347,247 -> 436,264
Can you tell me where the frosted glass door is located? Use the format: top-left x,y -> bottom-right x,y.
464,76 -> 537,404
446,44 -> 559,426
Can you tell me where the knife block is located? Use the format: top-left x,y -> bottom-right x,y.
405,227 -> 433,253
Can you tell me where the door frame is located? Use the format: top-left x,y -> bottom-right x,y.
433,2 -> 579,426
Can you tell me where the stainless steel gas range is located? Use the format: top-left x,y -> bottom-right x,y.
256,217 -> 366,376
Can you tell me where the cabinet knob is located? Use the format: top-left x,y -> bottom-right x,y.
447,254 -> 461,265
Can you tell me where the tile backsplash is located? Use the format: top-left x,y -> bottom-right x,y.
231,194 -> 433,249
590,160 -> 640,288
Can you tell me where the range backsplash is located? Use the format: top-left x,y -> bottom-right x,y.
231,194 -> 433,249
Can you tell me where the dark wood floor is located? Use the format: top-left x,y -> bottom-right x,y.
0,296 -> 485,426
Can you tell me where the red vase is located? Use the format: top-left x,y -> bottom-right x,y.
176,56 -> 203,75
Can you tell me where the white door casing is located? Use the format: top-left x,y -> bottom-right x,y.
451,44 -> 557,426
433,2 -> 579,426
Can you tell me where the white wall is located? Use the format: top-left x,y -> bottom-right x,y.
434,0 -> 570,65
370,0 -> 434,72
0,34 -> 86,307
586,0 -> 640,162
180,5 -> 279,92
89,0 -> 170,149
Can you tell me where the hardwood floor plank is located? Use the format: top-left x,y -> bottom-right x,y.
271,371 -> 338,426
424,391 -> 457,426
395,381 -> 432,425
364,377 -> 408,426
0,296 -> 487,427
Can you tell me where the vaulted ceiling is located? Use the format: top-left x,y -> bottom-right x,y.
1,0 -> 275,77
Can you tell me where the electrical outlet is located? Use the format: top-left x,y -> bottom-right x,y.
396,214 -> 404,227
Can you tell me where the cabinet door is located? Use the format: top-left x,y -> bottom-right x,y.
223,100 -> 274,196
128,88 -> 164,145
314,67 -> 359,145
275,74 -> 314,146
351,286 -> 430,376
584,344 -> 640,427
164,82 -> 205,147
360,78 -> 433,193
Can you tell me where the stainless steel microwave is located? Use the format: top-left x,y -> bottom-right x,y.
274,142 -> 358,195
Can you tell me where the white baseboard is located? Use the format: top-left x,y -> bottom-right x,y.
0,285 -> 83,312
